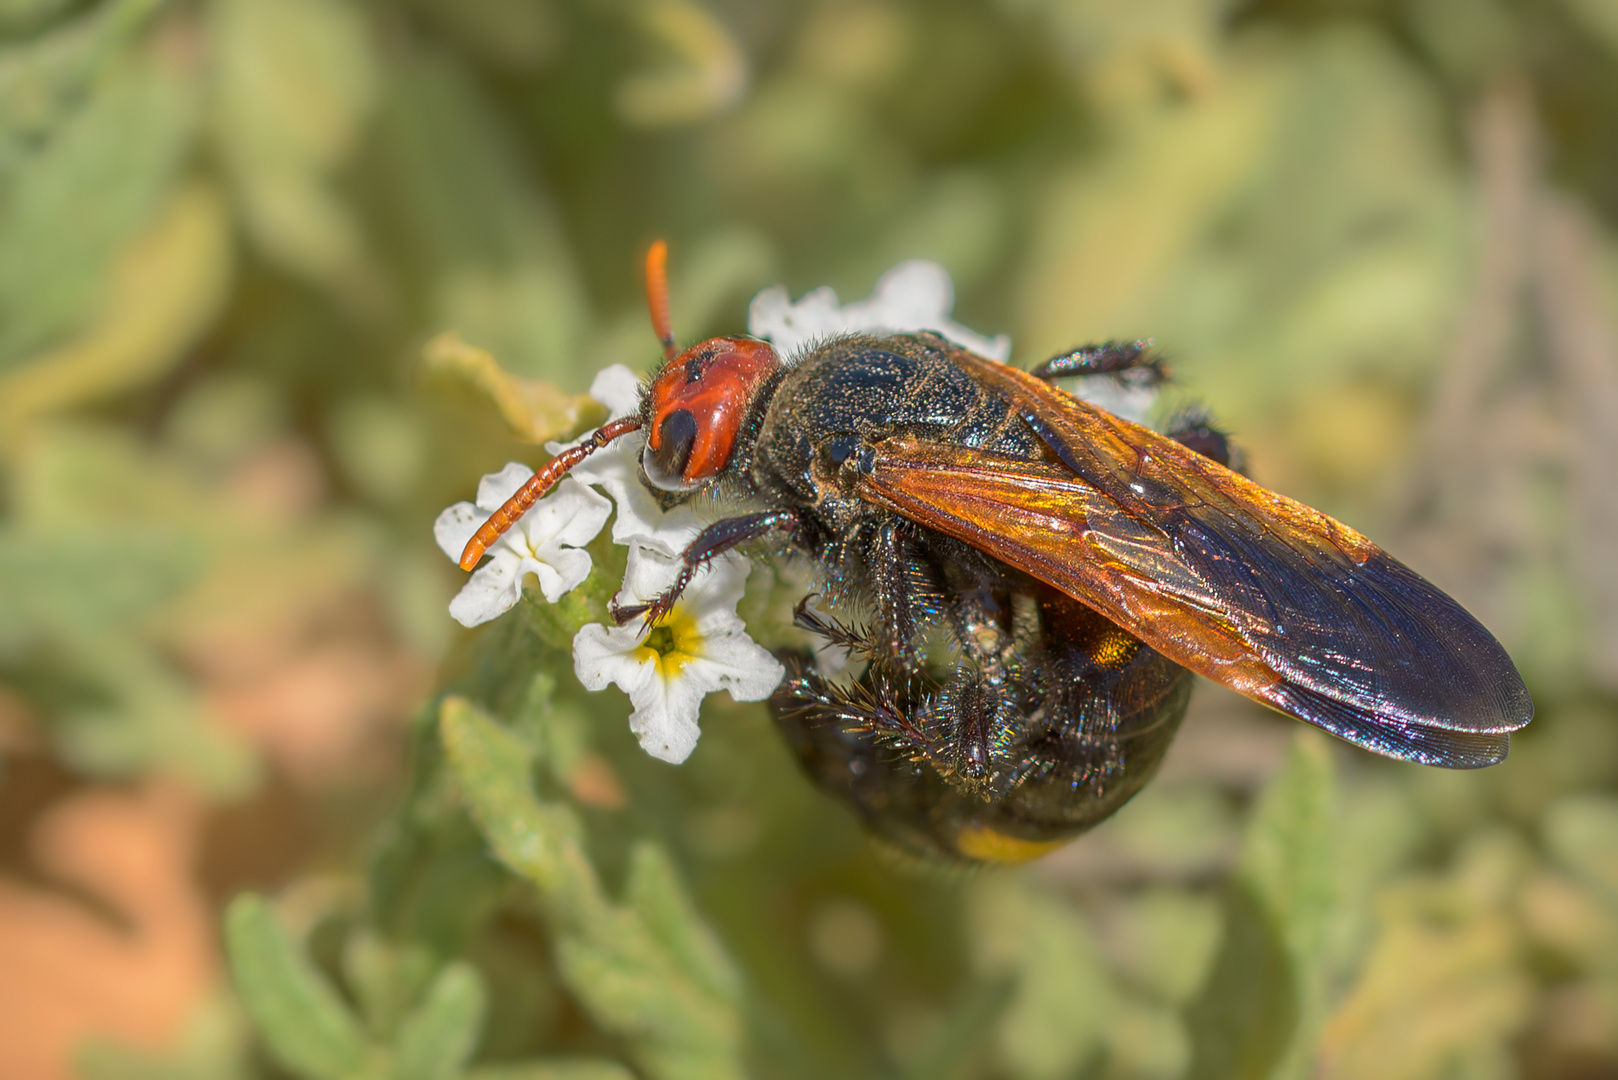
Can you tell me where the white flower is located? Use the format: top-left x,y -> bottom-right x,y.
583,363 -> 643,418
434,464 -> 612,627
748,261 -> 1162,426
748,259 -> 1012,363
546,365 -> 702,557
572,545 -> 785,764
1069,376 -> 1159,427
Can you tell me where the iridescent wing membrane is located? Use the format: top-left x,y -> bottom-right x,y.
855,351 -> 1533,767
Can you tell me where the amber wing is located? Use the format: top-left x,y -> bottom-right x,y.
853,350 -> 1533,768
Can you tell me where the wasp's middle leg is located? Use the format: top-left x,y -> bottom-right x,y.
1030,341 -> 1167,384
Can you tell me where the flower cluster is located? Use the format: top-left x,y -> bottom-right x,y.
436,260 -> 1101,765
433,364 -> 774,765
748,259 -> 1011,363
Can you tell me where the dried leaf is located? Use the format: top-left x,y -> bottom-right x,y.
418,333 -> 605,445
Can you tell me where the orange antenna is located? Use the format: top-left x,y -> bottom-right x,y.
646,239 -> 676,362
458,416 -> 643,570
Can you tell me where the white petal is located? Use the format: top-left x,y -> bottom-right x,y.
551,431 -> 637,488
747,261 -> 1011,363
631,672 -> 706,763
869,260 -> 954,325
746,284 -> 793,341
524,546 -> 594,602
443,475 -> 609,614
617,544 -> 682,604
606,484 -> 702,556
747,284 -> 847,359
516,478 -> 612,550
447,555 -> 524,627
434,501 -> 482,562
688,638 -> 785,703
551,437 -> 702,556
1072,379 -> 1160,427
571,622 -> 650,691
683,561 -> 754,634
589,364 -> 644,417
476,462 -> 536,511
572,622 -> 704,763
573,544 -> 778,764
616,544 -> 749,611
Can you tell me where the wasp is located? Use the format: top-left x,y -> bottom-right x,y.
458,243 -> 1533,865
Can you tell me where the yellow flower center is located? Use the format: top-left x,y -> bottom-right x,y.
636,609 -> 702,678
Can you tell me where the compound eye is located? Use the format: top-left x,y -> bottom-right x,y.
643,408 -> 701,491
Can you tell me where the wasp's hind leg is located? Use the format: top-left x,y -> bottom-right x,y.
1030,340 -> 1167,385
770,649 -> 951,773
767,651 -> 966,861
1165,405 -> 1247,475
777,581 -> 962,783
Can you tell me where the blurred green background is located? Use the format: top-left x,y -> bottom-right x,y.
3,0 -> 1618,1078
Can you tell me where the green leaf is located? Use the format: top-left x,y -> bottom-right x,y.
439,696 -> 747,1080
0,526 -> 195,641
224,895 -> 371,1080
896,975 -> 1015,1080
0,182 -> 234,428
0,48 -> 197,369
1312,856 -> 1533,1079
374,54 -> 588,382
0,0 -> 165,164
971,875 -> 1112,1080
343,933 -> 438,1041
1185,881 -> 1297,1080
405,0 -> 559,72
1187,730 -> 1337,1080
208,0 -> 381,308
624,842 -> 742,1004
1103,888 -> 1223,1005
394,962 -> 487,1080
1544,794 -> 1618,901
50,633 -> 257,796
75,993 -> 253,1080
613,0 -> 747,129
0,0 -> 76,34
467,1062 -> 635,1080
1242,730 -> 1337,969
438,695 -> 592,903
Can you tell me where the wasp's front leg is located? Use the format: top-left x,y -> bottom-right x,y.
611,509 -> 806,626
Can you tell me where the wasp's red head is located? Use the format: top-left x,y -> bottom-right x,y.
642,336 -> 780,492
